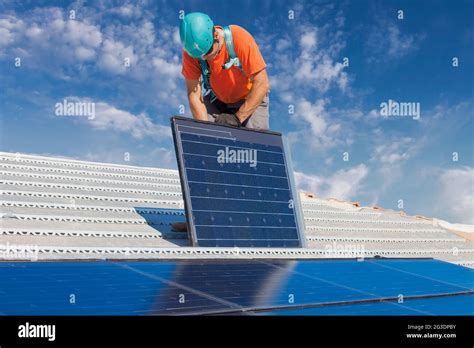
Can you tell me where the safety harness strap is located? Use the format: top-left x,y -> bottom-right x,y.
222,25 -> 244,72
198,25 -> 245,102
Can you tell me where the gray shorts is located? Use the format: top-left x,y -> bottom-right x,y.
204,93 -> 269,130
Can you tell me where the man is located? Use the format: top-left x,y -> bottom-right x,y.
172,12 -> 270,232
180,12 -> 270,128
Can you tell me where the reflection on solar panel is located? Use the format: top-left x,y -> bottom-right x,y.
0,259 -> 472,315
171,116 -> 306,247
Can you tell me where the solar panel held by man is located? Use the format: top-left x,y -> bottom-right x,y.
170,12 -> 306,248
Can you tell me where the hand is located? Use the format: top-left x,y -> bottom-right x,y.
214,114 -> 242,127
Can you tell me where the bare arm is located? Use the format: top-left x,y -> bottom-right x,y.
185,79 -> 208,121
235,68 -> 270,123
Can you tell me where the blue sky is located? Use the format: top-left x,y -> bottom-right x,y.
0,0 -> 473,223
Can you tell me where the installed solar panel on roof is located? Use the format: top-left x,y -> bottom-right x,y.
171,116 -> 306,247
259,294 -> 474,315
0,259 -> 472,315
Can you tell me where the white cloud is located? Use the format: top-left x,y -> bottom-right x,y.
63,19 -> 102,47
294,171 -> 324,194
0,15 -> 25,48
372,137 -> 413,165
300,30 -> 317,50
364,102 -> 472,210
438,167 -> 474,224
335,12 -> 345,28
295,98 -> 328,136
25,25 -> 43,39
278,91 -> 293,103
262,12 -> 348,96
276,38 -> 291,51
75,46 -> 96,61
295,164 -> 369,200
368,137 -> 417,198
90,101 -> 171,140
291,25 -> 347,93
313,57 -> 346,92
109,4 -> 143,18
386,25 -> 416,58
98,39 -> 135,74
337,71 -> 348,91
172,28 -> 181,46
294,53 -> 347,93
0,7 -> 183,106
367,109 -> 382,120
152,57 -> 181,78
366,21 -> 424,62
59,97 -> 170,140
325,157 -> 334,165
289,97 -> 345,150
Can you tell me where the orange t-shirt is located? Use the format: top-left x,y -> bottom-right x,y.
181,25 -> 267,104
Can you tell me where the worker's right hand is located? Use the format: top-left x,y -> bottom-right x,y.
215,114 -> 242,127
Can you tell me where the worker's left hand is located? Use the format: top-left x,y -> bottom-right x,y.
215,114 -> 242,127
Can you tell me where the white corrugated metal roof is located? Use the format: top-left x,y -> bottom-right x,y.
1,151 -> 472,267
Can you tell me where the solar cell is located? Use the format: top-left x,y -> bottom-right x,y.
0,259 -> 472,315
171,116 -> 306,247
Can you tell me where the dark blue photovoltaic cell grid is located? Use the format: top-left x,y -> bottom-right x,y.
0,259 -> 472,315
171,117 -> 305,247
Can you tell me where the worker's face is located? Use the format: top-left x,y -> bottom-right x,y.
201,30 -> 219,61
